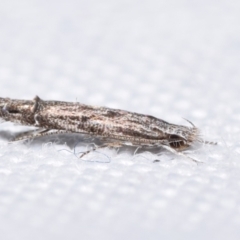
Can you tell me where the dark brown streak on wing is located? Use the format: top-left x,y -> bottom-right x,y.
35,101 -> 196,146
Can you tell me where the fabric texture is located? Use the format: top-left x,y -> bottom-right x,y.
0,0 -> 240,239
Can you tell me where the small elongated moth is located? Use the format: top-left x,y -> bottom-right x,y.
0,96 -> 214,162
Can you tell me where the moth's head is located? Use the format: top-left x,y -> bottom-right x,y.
168,123 -> 200,151
0,97 -> 36,125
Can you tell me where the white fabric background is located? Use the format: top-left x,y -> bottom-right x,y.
0,0 -> 240,239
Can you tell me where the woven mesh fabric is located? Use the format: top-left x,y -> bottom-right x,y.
0,0 -> 240,239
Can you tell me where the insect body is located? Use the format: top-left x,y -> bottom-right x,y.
0,96 -> 212,162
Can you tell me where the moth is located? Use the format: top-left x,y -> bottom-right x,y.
0,96 -> 215,162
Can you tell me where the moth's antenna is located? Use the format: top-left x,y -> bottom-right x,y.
182,118 -> 196,128
198,139 -> 217,145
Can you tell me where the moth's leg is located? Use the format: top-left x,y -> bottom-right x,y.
158,143 -> 202,164
28,129 -> 75,140
79,142 -> 123,158
11,129 -> 70,142
133,146 -> 142,155
11,129 -> 48,141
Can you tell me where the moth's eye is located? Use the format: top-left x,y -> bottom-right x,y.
169,135 -> 186,149
169,135 -> 181,140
